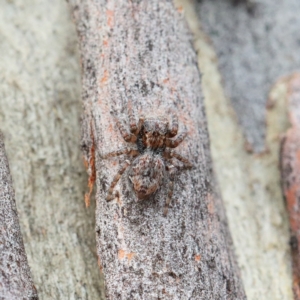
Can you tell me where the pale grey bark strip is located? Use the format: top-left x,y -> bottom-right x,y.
68,1 -> 246,299
197,0 -> 300,152
0,132 -> 38,300
0,1 -> 104,298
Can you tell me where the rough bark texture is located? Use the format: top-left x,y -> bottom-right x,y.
197,0 -> 300,152
1,0 -> 296,298
0,132 -> 38,299
280,73 -> 300,300
179,1 -> 293,299
69,0 -> 246,299
0,1 -> 103,299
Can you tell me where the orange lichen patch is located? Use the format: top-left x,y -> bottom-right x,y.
100,69 -> 108,85
118,249 -> 125,260
177,5 -> 184,13
108,123 -> 114,133
84,128 -> 96,208
194,254 -> 201,262
126,252 -> 135,261
207,193 -> 215,214
106,10 -> 114,28
103,39 -> 108,47
118,249 -> 136,261
163,78 -> 169,84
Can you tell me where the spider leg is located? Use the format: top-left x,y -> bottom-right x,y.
102,147 -> 139,159
165,149 -> 193,169
128,102 -> 144,135
164,165 -> 176,216
106,160 -> 131,201
167,114 -> 178,138
116,119 -> 137,143
166,131 -> 187,148
128,102 -> 138,133
136,116 -> 145,135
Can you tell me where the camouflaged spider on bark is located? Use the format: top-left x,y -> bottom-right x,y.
102,107 -> 193,216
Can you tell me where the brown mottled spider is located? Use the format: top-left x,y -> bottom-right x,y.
103,108 -> 192,216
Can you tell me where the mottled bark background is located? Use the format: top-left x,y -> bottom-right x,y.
198,0 -> 300,153
69,0 -> 245,299
0,133 -> 38,299
0,0 -> 298,299
0,1 -> 103,299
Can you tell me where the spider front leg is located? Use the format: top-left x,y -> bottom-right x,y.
128,104 -> 144,135
166,131 -> 187,148
165,149 -> 193,169
167,114 -> 178,138
164,149 -> 193,169
130,116 -> 144,135
106,160 -> 131,201
128,103 -> 138,133
115,118 -> 137,143
136,116 -> 144,134
102,147 -> 139,159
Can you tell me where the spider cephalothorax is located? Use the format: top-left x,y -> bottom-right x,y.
103,108 -> 192,215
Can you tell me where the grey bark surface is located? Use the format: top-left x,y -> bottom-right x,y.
187,1 -> 295,298
0,1 -> 104,299
4,0 -> 295,298
0,133 -> 38,299
69,0 -> 246,299
197,0 -> 300,152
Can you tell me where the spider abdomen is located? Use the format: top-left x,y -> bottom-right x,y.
129,153 -> 165,200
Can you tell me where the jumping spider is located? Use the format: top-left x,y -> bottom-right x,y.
103,108 -> 192,216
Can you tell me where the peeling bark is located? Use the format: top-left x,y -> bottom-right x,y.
183,2 -> 293,298
280,73 -> 300,300
197,0 -> 300,152
0,133 -> 38,300
68,1 -> 246,299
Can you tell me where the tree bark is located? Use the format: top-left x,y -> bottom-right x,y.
68,0 -> 246,299
0,1 -> 103,299
197,0 -> 300,153
0,132 -> 38,299
280,73 -> 300,300
3,0 -> 297,299
195,1 -> 300,299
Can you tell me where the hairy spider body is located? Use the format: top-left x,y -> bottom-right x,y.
103,110 -> 192,215
140,117 -> 168,150
129,153 -> 165,199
